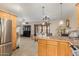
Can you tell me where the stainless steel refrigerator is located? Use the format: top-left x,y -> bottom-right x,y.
0,19 -> 12,56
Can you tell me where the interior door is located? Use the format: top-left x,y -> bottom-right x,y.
23,25 -> 31,37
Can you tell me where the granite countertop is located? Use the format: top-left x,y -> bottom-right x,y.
34,36 -> 79,56
35,36 -> 79,46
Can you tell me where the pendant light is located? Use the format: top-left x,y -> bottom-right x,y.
42,6 -> 50,25
59,3 -> 64,26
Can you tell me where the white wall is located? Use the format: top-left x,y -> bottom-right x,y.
19,20 -> 62,35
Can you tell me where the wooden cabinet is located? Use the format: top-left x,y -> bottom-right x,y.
58,42 -> 72,56
47,45 -> 57,56
58,42 -> 68,56
38,40 -> 47,56
38,44 -> 47,56
47,40 -> 58,56
10,15 -> 16,50
38,39 -> 72,56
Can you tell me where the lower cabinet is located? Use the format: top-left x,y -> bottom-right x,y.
38,39 -> 47,56
58,42 -> 72,56
58,42 -> 68,56
38,39 -> 72,56
47,45 -> 57,56
38,44 -> 46,56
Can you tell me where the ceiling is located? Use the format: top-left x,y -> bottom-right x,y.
0,3 -> 76,22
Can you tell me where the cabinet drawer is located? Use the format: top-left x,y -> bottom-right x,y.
46,40 -> 58,46
38,39 -> 47,44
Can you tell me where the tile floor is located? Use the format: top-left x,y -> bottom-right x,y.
12,37 -> 37,56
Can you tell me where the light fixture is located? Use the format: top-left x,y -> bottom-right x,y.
59,3 -> 64,26
42,6 -> 50,25
59,20 -> 64,25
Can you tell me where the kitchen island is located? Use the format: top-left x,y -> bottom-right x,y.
32,36 -> 79,56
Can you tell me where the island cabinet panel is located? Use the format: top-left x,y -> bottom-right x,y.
58,42 -> 72,56
46,40 -> 58,56
47,45 -> 58,56
65,44 -> 72,56
38,44 -> 47,56
38,39 -> 72,56
58,42 -> 68,56
38,39 -> 47,44
38,39 -> 47,56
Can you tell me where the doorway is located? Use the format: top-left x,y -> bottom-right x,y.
23,25 -> 31,37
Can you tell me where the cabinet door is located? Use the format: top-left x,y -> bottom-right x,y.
47,45 -> 57,56
38,40 -> 47,56
38,44 -> 46,56
65,43 -> 72,56
58,42 -> 69,56
58,42 -> 66,56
